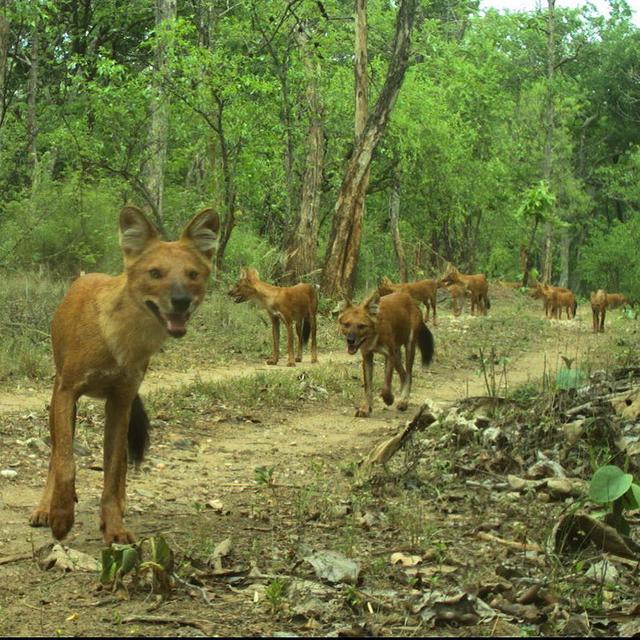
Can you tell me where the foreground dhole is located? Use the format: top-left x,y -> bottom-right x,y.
29,205 -> 219,544
228,267 -> 318,366
339,291 -> 434,417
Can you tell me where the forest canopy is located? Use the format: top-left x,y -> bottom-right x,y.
0,0 -> 638,298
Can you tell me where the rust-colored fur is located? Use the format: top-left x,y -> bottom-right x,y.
446,282 -> 467,317
591,289 -> 608,333
29,205 -> 219,544
378,275 -> 439,324
229,267 -> 318,366
530,283 -> 576,319
606,293 -> 629,309
439,265 -> 490,315
338,291 -> 434,417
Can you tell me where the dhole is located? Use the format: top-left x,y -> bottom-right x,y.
339,291 -> 434,417
531,283 -> 576,319
29,205 -> 219,544
439,265 -> 490,315
445,282 -> 467,317
228,267 -> 318,366
591,289 -> 607,333
606,293 -> 629,309
378,275 -> 438,324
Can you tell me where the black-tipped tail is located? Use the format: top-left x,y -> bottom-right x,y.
418,323 -> 435,367
128,394 -> 150,466
302,317 -> 311,344
572,300 -> 577,318
485,295 -> 491,310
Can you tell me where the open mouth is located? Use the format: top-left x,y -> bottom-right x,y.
346,337 -> 365,355
229,293 -> 246,303
146,301 -> 190,338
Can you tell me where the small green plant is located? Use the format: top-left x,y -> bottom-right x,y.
589,464 -> 640,536
264,577 -> 288,613
254,465 -> 276,487
100,535 -> 174,597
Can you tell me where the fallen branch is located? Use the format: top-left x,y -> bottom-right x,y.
360,403 -> 437,470
477,532 -> 543,553
0,553 -> 31,566
121,615 -> 214,635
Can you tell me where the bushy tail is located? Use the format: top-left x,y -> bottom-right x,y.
417,323 -> 435,367
302,317 -> 311,344
128,394 -> 150,466
485,294 -> 491,310
572,300 -> 577,318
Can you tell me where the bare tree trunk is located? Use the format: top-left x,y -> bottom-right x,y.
28,23 -> 39,190
283,27 -> 325,283
145,0 -> 176,228
559,226 -> 569,288
541,0 -> 556,285
321,0 -> 417,297
389,174 -> 407,282
0,13 -> 9,128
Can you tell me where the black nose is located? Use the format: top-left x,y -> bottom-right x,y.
346,334 -> 357,345
171,291 -> 192,313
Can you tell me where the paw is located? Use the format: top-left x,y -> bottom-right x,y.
103,525 -> 136,545
49,504 -> 75,540
29,508 -> 50,528
396,400 -> 408,412
380,390 -> 394,406
355,406 -> 371,418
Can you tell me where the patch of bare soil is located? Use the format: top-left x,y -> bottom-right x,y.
1,298 -> 639,637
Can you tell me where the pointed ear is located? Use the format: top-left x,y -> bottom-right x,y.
181,208 -> 219,260
339,295 -> 352,312
239,267 -> 248,279
246,267 -> 259,282
363,291 -> 381,317
119,205 -> 160,258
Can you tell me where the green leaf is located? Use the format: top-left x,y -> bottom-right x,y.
99,549 -> 117,585
589,465 -> 633,504
621,483 -> 640,510
555,368 -> 586,390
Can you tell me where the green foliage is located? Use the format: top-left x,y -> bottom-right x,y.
588,465 -> 640,536
555,368 -> 586,391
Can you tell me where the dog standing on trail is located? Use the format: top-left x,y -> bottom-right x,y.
29,205 -> 219,544
591,289 -> 608,333
228,267 -> 318,366
339,291 -> 434,417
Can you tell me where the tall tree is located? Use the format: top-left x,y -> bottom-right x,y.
321,0 -> 418,297
145,0 -> 177,229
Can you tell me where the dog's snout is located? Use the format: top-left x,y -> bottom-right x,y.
346,334 -> 357,345
171,286 -> 192,312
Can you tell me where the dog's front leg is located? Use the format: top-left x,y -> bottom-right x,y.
46,382 -> 78,540
101,392 -> 135,544
396,346 -> 411,412
355,352 -> 374,417
266,316 -> 280,365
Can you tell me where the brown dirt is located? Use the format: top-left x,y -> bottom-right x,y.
0,298 -> 635,636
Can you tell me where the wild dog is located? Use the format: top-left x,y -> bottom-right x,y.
606,293 -> 629,310
228,267 -> 318,366
591,289 -> 607,333
445,282 -> 467,317
378,275 -> 438,324
439,265 -> 490,316
530,283 -> 576,319
29,205 -> 219,544
339,291 -> 434,417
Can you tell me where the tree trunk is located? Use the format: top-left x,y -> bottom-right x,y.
321,0 -> 417,297
283,27 -> 325,283
145,0 -> 176,229
28,23 -> 39,190
0,13 -> 9,129
559,226 -> 569,288
389,174 -> 407,282
541,0 -> 556,285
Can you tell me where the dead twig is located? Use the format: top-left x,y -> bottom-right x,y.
121,614 -> 214,634
0,553 -> 31,566
477,531 -> 543,553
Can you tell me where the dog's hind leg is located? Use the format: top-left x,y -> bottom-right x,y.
285,321 -> 296,366
396,340 -> 414,412
295,320 -> 303,362
101,391 -> 136,544
309,314 -> 318,363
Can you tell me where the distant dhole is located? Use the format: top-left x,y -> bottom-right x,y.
439,265 -> 490,316
29,205 -> 219,544
378,276 -> 439,324
339,291 -> 434,417
228,267 -> 318,366
591,289 -> 608,333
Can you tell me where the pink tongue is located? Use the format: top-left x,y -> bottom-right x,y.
166,315 -> 187,333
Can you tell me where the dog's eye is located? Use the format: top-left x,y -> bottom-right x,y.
357,324 -> 366,330
149,268 -> 162,279
188,270 -> 199,281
